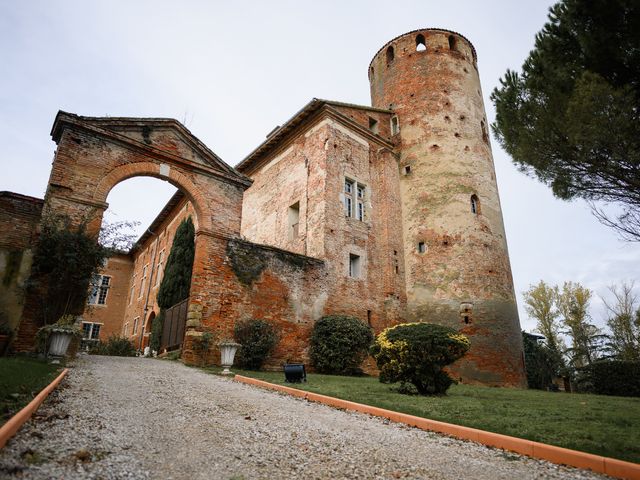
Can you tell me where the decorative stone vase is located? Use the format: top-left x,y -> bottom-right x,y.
219,341 -> 241,375
48,328 -> 74,358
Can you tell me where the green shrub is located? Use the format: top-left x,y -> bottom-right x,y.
575,360 -> 640,397
234,319 -> 278,370
370,322 -> 470,395
90,335 -> 137,357
310,315 -> 373,375
523,331 -> 558,390
150,310 -> 164,353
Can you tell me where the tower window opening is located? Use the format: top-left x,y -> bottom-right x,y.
418,241 -> 426,254
416,34 -> 426,52
349,253 -> 362,278
471,194 -> 480,215
288,201 -> 300,239
391,116 -> 400,135
344,179 -> 366,221
481,120 -> 489,143
448,35 -> 457,51
386,45 -> 394,65
368,117 -> 379,134
367,310 -> 372,326
463,315 -> 470,324
403,165 -> 411,175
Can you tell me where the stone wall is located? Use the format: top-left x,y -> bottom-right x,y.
0,192 -> 43,350
369,29 -> 526,386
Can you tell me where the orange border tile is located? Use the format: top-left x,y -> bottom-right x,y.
234,375 -> 640,480
0,368 -> 68,449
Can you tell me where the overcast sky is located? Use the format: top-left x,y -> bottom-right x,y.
1,0 -> 638,332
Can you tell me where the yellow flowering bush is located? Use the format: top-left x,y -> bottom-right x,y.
370,323 -> 470,395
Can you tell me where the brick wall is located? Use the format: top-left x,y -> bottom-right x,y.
0,192 -> 43,347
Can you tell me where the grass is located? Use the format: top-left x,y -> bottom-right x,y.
227,369 -> 640,464
0,356 -> 62,426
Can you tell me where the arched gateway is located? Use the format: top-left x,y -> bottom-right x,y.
15,111 -> 252,362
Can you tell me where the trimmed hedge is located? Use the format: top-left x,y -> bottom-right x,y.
234,319 -> 278,370
370,322 -> 470,395
90,335 -> 137,357
310,315 -> 373,375
575,360 -> 640,397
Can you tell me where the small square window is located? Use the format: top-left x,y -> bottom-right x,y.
349,254 -> 361,278
368,117 -> 379,134
391,116 -> 400,135
404,165 -> 411,175
418,242 -> 426,254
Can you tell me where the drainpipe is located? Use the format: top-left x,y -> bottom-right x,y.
139,231 -> 159,351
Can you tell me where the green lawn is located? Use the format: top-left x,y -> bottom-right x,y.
0,356 -> 62,426
227,369 -> 640,464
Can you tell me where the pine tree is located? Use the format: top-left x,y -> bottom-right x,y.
491,0 -> 640,240
150,217 -> 195,351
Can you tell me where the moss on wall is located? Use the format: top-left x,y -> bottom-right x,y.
3,250 -> 23,286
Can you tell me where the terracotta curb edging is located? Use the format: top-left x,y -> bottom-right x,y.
0,368 -> 69,449
234,375 -> 640,480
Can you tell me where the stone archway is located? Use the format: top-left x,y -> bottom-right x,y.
15,111 -> 252,356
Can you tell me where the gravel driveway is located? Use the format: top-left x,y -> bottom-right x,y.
0,356 -> 609,480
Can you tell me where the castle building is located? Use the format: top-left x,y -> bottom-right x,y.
1,29 -> 526,386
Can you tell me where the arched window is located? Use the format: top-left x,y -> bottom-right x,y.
448,35 -> 457,51
416,34 -> 426,51
386,45 -> 395,65
470,194 -> 480,215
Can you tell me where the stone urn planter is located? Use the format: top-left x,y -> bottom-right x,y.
219,341 -> 241,375
48,328 -> 75,357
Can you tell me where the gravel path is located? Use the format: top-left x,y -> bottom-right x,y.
0,356 -> 610,480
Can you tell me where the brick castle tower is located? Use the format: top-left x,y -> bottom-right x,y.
369,29 -> 526,386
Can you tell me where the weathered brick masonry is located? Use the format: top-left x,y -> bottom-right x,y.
0,193 -> 43,350
1,29 -> 526,387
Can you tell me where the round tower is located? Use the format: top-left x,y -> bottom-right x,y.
369,29 -> 526,387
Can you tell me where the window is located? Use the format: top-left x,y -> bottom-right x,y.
349,254 -> 361,278
155,250 -> 165,287
368,117 -> 379,134
481,120 -> 489,144
357,185 -> 365,221
82,322 -> 102,340
87,275 -> 111,305
288,202 -> 300,240
138,265 -> 148,298
129,274 -> 136,305
418,241 -> 426,253
122,322 -> 129,336
448,35 -> 457,51
471,195 -> 480,215
403,165 -> 411,175
391,116 -> 400,135
416,34 -> 426,51
132,317 -> 140,336
344,179 -> 366,221
386,45 -> 394,65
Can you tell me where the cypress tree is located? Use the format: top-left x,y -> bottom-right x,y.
150,216 -> 196,351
